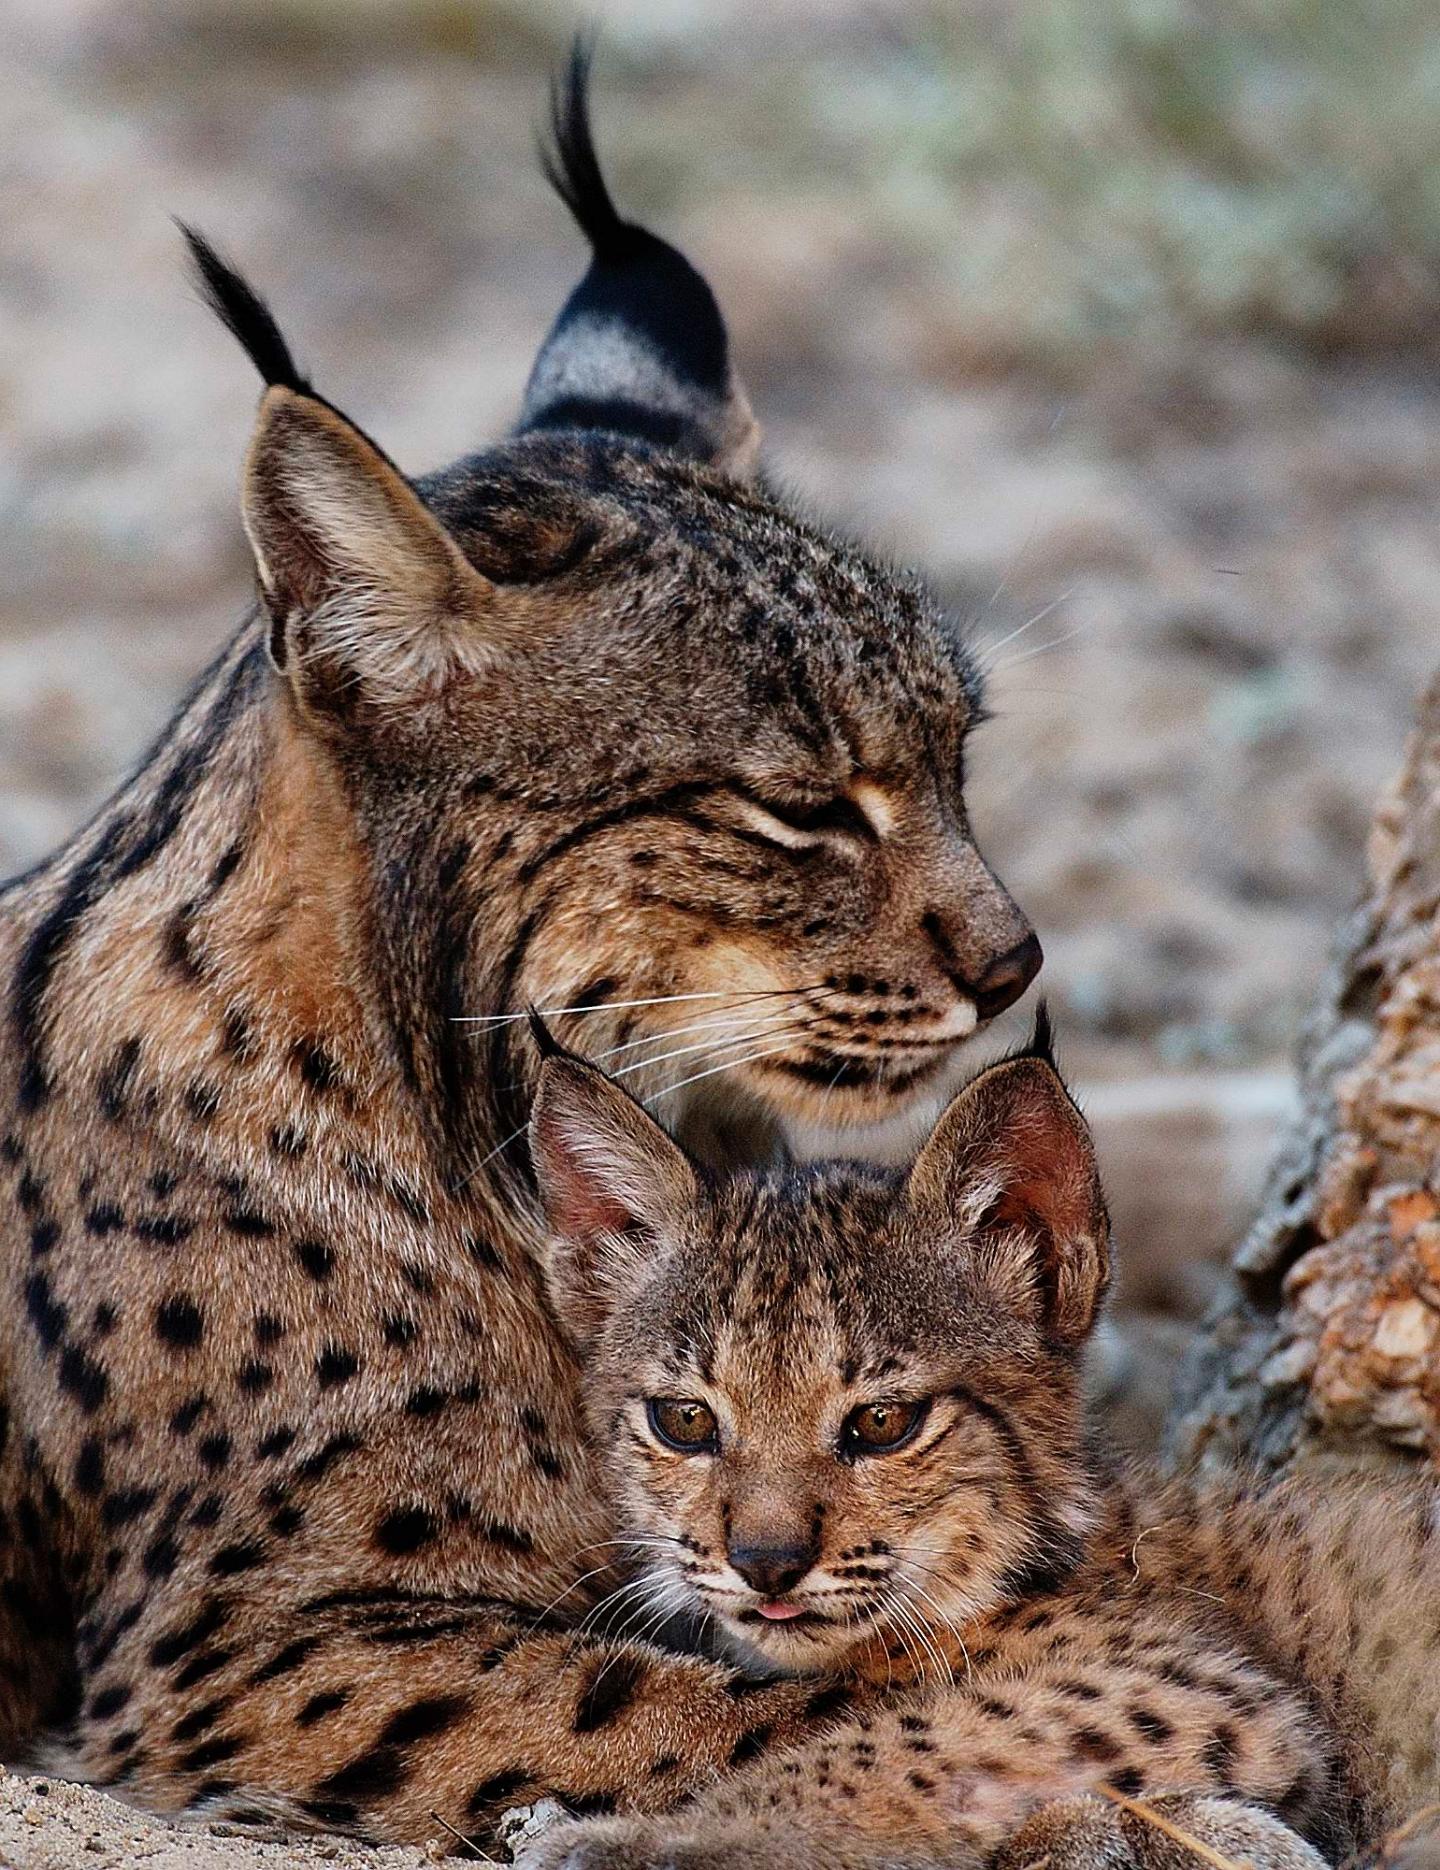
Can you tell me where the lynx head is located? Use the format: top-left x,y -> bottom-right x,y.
188,43 -> 1037,1188
531,1008 -> 1109,1676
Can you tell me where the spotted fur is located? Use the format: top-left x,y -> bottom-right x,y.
0,50 -> 1041,1848
519,1028 -> 1439,1870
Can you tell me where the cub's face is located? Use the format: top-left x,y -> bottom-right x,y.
530,1015 -> 1109,1675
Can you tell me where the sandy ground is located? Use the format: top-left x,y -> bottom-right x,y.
3,1 -> 1439,1859
0,1764 -> 441,1869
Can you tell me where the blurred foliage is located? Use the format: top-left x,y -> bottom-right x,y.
743,0 -> 1440,369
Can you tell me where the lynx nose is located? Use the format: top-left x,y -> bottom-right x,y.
968,931 -> 1043,1022
728,1541 -> 815,1598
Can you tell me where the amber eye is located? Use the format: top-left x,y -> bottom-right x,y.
647,1399 -> 720,1454
840,1398 -> 929,1458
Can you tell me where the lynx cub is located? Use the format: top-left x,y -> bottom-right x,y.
520,1012 -> 1440,1870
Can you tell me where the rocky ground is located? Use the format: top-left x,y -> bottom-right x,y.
3,0 -> 1439,1858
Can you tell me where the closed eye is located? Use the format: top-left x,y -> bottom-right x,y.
730,786 -> 876,848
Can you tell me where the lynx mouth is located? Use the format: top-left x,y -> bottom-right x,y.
767,1051 -> 950,1094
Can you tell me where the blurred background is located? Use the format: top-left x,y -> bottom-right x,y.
4,0 -> 1439,1438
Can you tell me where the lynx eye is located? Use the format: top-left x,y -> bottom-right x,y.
734,786 -> 875,847
840,1398 -> 929,1458
647,1398 -> 720,1454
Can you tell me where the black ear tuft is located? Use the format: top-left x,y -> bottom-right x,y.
540,34 -> 643,264
1027,999 -> 1057,1071
526,1005 -> 567,1062
179,222 -> 310,394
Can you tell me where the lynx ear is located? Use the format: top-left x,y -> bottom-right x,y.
183,225 -> 497,713
518,39 -> 760,479
242,387 -> 497,708
530,1045 -> 701,1345
906,1011 -> 1109,1347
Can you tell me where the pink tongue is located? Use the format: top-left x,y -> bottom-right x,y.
756,1601 -> 806,1621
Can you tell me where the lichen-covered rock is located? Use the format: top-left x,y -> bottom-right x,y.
1170,674 -> 1440,1475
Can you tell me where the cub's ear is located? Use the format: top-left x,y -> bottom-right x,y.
183,225 -> 497,714
906,1009 -> 1109,1347
529,1039 -> 701,1346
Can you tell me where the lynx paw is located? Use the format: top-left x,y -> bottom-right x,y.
993,1792 -> 1329,1870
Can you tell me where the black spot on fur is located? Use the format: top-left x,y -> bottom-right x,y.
729,1725 -> 772,1767
185,1079 -> 222,1122
173,1647 -> 234,1692
85,1204 -> 125,1236
468,1769 -> 530,1820
171,1698 -> 227,1744
209,1540 -> 266,1577
249,1637 -> 318,1686
1072,1727 -> 1123,1765
88,1684 -> 132,1721
380,1694 -> 472,1748
297,1690 -> 350,1728
144,1534 -> 180,1581
155,1295 -> 205,1350
373,1506 -> 439,1556
1131,1706 -> 1174,1745
134,1215 -> 193,1247
59,1343 -> 109,1412
293,1239 -> 333,1282
313,1747 -> 405,1805
181,1733 -> 247,1775
316,1346 -> 359,1389
102,1488 -> 157,1529
803,1683 -> 852,1722
74,1437 -> 106,1497
225,1208 -> 274,1238
97,1036 -> 143,1120
171,1395 -> 208,1437
292,1038 -> 340,1093
236,1360 -> 273,1394
198,1433 -> 232,1473
149,1598 -> 228,1668
573,1651 -> 647,1733
26,1271 -> 69,1350
296,1434 -> 361,1482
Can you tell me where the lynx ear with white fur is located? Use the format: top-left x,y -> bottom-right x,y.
906,1008 -> 1109,1347
530,1041 -> 701,1346
242,388 -> 495,706
183,225 -> 496,714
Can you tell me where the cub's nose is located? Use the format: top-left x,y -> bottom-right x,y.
728,1541 -> 815,1597
969,931 -> 1043,1022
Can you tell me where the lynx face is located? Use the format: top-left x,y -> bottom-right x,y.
531,1011 -> 1110,1675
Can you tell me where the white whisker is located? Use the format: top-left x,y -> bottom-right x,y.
990,620 -> 1086,673
586,1004 -> 807,1063
607,1015 -> 798,1085
643,1038 -> 800,1105
454,986 -> 816,1027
